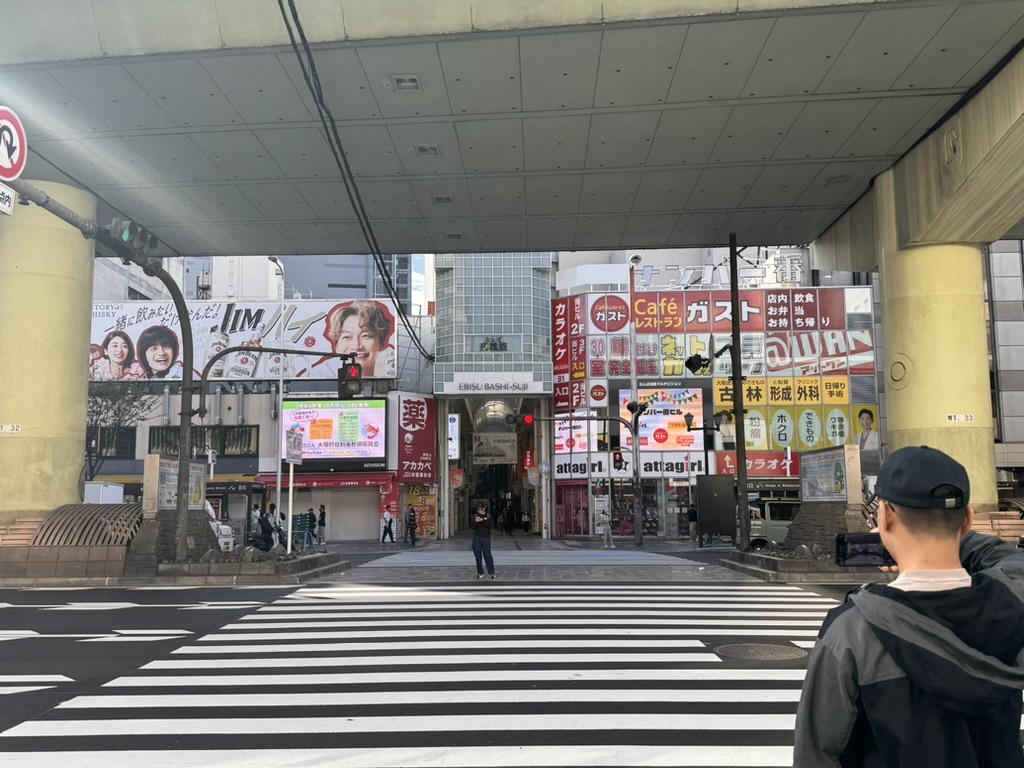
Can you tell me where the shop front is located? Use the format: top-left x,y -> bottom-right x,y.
553,451 -> 707,539
259,471 -> 398,542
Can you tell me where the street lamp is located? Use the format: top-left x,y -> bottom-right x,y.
268,256 -> 285,521
627,254 -> 644,546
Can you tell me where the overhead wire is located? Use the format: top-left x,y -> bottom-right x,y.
277,0 -> 434,363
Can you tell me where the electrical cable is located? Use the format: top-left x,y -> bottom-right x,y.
278,0 -> 434,362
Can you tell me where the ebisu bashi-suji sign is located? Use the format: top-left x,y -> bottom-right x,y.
552,286 -> 881,472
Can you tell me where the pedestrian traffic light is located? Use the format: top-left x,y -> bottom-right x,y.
613,450 -> 625,470
338,362 -> 362,398
504,413 -> 535,426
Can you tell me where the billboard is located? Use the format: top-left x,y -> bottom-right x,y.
281,398 -> 387,471
90,299 -> 398,381
618,388 -> 704,451
554,411 -> 601,453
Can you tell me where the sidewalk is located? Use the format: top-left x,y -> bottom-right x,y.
313,531 -> 748,583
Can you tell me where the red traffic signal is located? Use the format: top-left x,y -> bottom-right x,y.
338,362 -> 363,398
504,413 -> 535,426
613,451 -> 625,470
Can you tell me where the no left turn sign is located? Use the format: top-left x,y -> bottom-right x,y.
0,106 -> 27,182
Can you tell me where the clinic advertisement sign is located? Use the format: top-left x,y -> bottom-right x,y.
398,395 -> 436,483
90,300 -> 398,382
281,398 -> 387,470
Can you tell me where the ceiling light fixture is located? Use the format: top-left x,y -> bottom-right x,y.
414,144 -> 441,157
390,74 -> 421,91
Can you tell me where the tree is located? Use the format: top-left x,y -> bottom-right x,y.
85,381 -> 159,481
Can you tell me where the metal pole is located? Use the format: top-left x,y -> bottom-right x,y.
269,257 -> 284,520
286,461 -> 295,555
628,259 -> 643,546
729,233 -> 751,550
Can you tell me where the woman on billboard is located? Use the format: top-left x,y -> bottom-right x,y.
137,325 -> 183,379
90,330 -> 137,381
304,300 -> 396,379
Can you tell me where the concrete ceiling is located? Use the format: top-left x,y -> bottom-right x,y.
4,1 -> 1024,256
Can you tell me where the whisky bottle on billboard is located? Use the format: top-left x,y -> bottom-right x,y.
226,324 -> 266,379
206,326 -> 230,378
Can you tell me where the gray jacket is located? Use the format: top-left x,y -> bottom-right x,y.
793,532 -> 1024,767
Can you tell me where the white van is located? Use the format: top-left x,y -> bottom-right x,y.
748,500 -> 800,549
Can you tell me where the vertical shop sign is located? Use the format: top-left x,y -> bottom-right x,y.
398,395 -> 436,483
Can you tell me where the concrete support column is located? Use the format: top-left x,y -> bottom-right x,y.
0,181 -> 96,517
879,242 -> 996,512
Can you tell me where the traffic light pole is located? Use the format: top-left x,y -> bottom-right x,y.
195,346 -> 357,417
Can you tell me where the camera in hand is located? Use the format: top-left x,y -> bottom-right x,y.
835,533 -> 895,567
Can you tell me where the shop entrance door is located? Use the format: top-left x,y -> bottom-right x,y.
556,484 -> 590,538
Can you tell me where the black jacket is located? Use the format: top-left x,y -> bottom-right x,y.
472,511 -> 493,538
794,532 -> 1024,767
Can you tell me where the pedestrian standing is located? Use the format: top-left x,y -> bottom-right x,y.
599,510 -> 615,549
495,507 -> 505,534
471,503 -> 496,579
404,504 -> 418,547
793,446 -> 1024,767
381,508 -> 395,544
306,507 -> 317,547
317,504 -> 326,544
522,510 -> 531,534
687,505 -> 698,542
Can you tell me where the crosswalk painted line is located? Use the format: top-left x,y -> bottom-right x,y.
0,674 -> 73,696
362,550 -> 701,566
1,583 -> 833,766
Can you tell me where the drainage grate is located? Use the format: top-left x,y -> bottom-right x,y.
713,643 -> 808,661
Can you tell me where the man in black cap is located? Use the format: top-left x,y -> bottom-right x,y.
794,446 -> 1024,767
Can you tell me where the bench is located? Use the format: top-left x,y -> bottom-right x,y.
972,513 -> 1024,544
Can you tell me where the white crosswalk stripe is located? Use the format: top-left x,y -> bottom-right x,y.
1,583 -> 834,767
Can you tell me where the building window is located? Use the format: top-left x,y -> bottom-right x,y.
148,425 -> 260,459
127,287 -> 151,300
86,426 -> 136,459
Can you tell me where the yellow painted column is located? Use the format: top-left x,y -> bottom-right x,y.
0,181 -> 96,517
879,242 -> 996,512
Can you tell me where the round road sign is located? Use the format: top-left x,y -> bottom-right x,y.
0,106 -> 27,182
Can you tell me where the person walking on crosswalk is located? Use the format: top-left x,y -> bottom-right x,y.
471,503 -> 496,579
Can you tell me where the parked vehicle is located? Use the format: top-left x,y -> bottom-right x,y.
748,500 -> 800,549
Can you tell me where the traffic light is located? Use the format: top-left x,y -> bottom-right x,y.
338,362 -> 362,398
109,217 -> 158,256
504,413 -> 535,427
613,450 -> 625,470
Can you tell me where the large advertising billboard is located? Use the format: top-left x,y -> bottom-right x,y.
90,300 -> 398,381
618,388 -> 704,451
281,398 -> 387,471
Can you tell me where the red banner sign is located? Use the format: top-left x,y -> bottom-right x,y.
397,394 -> 436,483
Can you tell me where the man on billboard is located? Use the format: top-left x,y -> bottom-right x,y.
305,300 -> 396,379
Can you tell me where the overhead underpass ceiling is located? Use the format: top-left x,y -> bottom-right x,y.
4,1 -> 1024,256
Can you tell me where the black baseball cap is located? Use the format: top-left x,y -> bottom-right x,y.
873,446 -> 969,510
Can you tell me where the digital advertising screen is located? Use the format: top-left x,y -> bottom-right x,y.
619,388 -> 704,451
281,398 -> 388,471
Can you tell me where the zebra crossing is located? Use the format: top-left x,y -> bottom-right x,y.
1,583 -> 838,767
